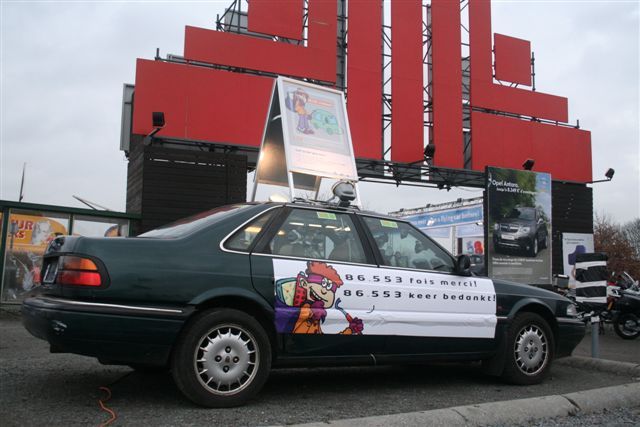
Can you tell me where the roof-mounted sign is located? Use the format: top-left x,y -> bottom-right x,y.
251,77 -> 359,202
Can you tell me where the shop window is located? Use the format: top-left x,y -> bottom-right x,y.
2,210 -> 69,302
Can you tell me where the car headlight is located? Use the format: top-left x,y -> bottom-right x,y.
494,223 -> 499,231
520,226 -> 530,233
566,304 -> 578,317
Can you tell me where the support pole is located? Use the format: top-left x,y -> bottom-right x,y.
590,314 -> 600,358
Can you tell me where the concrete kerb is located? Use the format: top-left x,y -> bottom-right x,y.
556,355 -> 640,378
284,382 -> 640,427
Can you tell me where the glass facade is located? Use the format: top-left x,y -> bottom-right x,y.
0,202 -> 137,304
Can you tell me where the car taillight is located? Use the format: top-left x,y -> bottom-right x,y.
57,256 -> 102,287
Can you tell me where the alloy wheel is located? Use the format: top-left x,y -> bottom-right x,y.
514,324 -> 548,375
194,325 -> 259,395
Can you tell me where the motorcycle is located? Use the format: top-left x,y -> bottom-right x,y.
608,272 -> 640,340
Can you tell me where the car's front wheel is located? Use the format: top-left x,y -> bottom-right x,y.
501,312 -> 554,385
528,237 -> 539,257
171,308 -> 272,407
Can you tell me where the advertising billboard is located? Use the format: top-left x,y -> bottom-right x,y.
486,167 -> 552,284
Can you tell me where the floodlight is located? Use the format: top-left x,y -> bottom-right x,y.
522,159 -> 535,171
152,112 -> 165,128
144,111 -> 166,145
605,168 -> 615,180
424,144 -> 436,159
589,168 -> 616,184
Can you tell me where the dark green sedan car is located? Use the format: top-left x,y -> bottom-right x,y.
22,201 -> 584,407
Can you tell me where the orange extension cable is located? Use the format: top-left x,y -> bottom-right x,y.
98,386 -> 117,427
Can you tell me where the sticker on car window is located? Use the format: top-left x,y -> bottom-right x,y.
317,212 -> 337,220
380,220 -> 398,228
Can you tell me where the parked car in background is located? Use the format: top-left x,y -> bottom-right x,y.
493,206 -> 549,256
469,254 -> 486,276
22,197 -> 582,408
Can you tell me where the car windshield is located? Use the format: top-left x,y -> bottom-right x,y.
139,204 -> 251,238
505,207 -> 535,221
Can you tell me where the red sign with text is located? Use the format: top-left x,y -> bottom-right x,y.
132,0 -> 592,182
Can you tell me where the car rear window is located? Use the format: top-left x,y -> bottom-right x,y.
139,204 -> 251,238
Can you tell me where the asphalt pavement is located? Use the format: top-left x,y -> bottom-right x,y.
0,307 -> 638,426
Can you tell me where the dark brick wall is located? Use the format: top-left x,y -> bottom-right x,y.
126,140 -> 247,234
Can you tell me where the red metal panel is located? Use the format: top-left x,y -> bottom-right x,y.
494,34 -> 531,86
471,112 -> 592,182
132,59 -> 274,147
469,0 -> 568,122
184,0 -> 336,83
248,0 -> 303,40
347,0 -> 382,160
431,0 -> 463,168
391,0 -> 424,163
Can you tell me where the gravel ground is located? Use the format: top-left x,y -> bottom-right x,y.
1,307 -> 638,427
494,406 -> 640,427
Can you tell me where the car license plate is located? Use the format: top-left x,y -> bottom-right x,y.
502,234 -> 516,241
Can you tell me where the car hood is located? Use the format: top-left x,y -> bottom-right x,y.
497,218 -> 533,227
492,278 -> 565,301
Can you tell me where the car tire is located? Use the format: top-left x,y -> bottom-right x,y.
528,237 -> 539,257
171,308 -> 272,407
613,313 -> 640,340
501,312 -> 554,385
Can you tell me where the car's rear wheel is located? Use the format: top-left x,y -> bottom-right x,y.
171,308 -> 272,407
613,313 -> 640,340
501,312 -> 554,385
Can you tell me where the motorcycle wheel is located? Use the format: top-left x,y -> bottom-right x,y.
613,313 -> 640,340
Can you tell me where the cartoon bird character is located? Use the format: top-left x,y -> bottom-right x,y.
275,261 -> 363,335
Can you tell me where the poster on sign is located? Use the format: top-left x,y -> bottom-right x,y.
486,167 -> 552,284
277,77 -> 358,181
273,259 -> 497,338
562,233 -> 594,287
252,77 -> 359,201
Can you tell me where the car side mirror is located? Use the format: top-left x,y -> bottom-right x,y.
456,254 -> 472,276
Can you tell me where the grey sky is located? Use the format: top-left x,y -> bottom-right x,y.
1,1 -> 638,224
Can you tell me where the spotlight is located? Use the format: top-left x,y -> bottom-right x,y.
588,167 -> 616,184
152,112 -> 165,128
144,111 -> 166,146
424,144 -> 436,159
605,168 -> 615,180
522,159 -> 535,171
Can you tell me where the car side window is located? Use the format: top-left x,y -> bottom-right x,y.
362,217 -> 455,273
266,209 -> 367,264
224,209 -> 277,252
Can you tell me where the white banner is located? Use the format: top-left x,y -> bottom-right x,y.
273,259 -> 496,338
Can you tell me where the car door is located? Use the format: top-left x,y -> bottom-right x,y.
249,206 -> 384,359
357,215 -> 498,357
